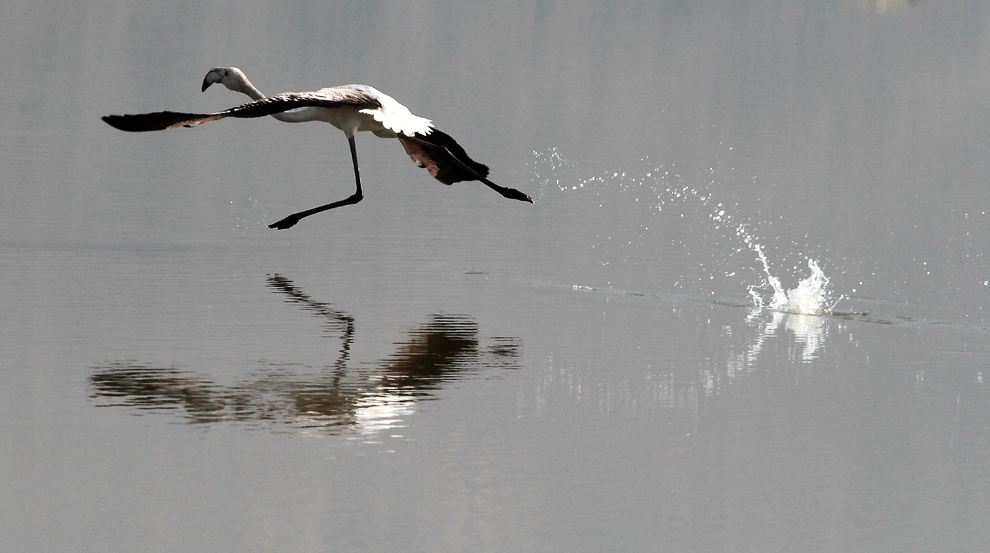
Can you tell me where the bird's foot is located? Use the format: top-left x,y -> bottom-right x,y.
268,214 -> 302,230
501,186 -> 533,203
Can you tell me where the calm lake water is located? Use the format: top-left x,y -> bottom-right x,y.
3,1 -> 990,552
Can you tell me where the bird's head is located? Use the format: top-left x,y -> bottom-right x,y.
201,67 -> 247,92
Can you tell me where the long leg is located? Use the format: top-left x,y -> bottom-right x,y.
269,135 -> 364,230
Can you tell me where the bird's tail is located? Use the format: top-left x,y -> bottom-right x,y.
398,128 -> 490,185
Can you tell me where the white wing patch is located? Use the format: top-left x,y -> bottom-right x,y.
348,85 -> 433,136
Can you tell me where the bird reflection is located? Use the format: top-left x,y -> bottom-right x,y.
89,274 -> 519,434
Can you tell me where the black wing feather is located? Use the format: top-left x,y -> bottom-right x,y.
101,111 -> 222,132
102,91 -> 381,133
398,128 -> 490,184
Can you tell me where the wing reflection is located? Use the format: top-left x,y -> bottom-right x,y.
89,274 -> 520,434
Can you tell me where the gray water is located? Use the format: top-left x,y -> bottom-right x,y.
4,1 -> 990,552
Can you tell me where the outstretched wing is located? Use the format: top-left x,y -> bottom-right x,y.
102,110 -> 225,132
102,90 -> 381,132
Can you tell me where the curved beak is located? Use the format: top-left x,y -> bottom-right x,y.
201,69 -> 222,92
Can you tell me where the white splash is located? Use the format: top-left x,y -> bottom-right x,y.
531,147 -> 845,317
749,248 -> 841,316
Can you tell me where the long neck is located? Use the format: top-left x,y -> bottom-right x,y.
234,75 -> 297,123
235,77 -> 266,101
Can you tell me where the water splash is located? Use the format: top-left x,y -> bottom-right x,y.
531,147 -> 844,317
748,252 -> 841,316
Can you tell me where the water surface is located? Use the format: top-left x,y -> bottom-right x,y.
3,2 -> 990,552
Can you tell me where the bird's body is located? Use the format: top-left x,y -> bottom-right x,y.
249,84 -> 431,137
102,67 -> 531,229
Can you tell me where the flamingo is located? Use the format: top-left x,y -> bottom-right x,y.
102,67 -> 532,229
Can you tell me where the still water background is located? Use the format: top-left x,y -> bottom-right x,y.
4,1 -> 990,552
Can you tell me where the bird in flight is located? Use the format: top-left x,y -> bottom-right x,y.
102,67 -> 532,229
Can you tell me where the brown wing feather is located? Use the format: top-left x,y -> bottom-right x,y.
398,128 -> 490,185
